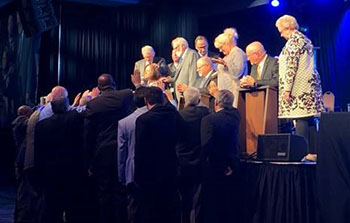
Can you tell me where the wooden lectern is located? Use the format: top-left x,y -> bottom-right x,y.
238,86 -> 278,155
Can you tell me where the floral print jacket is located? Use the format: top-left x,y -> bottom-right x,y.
278,31 -> 324,118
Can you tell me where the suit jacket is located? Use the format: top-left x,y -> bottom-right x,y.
167,62 -> 178,78
134,57 -> 167,80
201,107 -> 241,177
35,111 -> 86,178
250,55 -> 278,88
174,48 -> 199,99
117,106 -> 148,185
177,105 -> 209,176
134,104 -> 183,188
194,70 -> 217,95
85,88 -> 135,173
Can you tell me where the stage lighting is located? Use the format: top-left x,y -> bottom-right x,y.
271,0 -> 280,7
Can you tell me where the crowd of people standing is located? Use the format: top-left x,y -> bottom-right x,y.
11,14 -> 323,223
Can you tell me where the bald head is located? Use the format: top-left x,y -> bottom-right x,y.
196,56 -> 213,77
246,41 -> 266,65
51,86 -> 68,101
98,74 -> 116,91
17,105 -> 33,117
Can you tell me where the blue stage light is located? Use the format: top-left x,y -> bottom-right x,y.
271,0 -> 280,7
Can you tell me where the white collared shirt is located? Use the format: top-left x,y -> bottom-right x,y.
257,54 -> 268,79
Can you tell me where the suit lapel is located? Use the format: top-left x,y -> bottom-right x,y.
260,56 -> 270,80
204,70 -> 216,87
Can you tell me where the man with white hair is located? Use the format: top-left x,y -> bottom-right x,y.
134,45 -> 167,83
171,37 -> 199,101
200,89 -> 241,223
176,87 -> 209,223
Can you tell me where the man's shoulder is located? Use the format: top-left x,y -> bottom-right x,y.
135,59 -> 145,65
154,57 -> 165,63
187,48 -> 198,57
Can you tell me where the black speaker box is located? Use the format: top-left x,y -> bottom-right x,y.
257,134 -> 308,161
18,0 -> 58,37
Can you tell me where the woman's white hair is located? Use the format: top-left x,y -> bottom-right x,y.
184,87 -> 200,107
214,27 -> 239,49
275,15 -> 299,30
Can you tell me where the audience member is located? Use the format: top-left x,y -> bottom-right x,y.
200,90 -> 241,223
117,87 -> 149,223
177,87 -> 209,223
85,73 -> 135,223
134,87 -> 182,223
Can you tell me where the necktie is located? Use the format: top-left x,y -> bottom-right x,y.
256,64 -> 262,80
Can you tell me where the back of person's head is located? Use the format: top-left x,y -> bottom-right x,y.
51,86 -> 68,101
17,105 -> 33,117
144,86 -> 163,106
134,87 -> 148,108
51,97 -> 70,114
184,87 -> 200,107
215,90 -> 234,109
98,73 -> 116,91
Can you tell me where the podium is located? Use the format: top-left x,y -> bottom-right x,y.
238,86 -> 278,155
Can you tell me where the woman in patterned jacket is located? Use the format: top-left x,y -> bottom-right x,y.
276,15 -> 323,153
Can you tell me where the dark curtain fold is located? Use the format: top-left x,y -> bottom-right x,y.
317,113 -> 350,223
39,2 -> 198,100
243,162 -> 319,223
312,8 -> 350,110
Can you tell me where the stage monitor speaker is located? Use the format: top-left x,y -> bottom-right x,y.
257,134 -> 308,161
18,0 -> 58,37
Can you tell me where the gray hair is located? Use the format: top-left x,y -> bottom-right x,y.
194,35 -> 208,45
275,15 -> 299,30
184,87 -> 200,107
172,37 -> 189,48
215,89 -> 234,109
141,45 -> 154,54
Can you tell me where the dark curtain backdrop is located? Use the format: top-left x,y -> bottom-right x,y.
39,2 -> 198,100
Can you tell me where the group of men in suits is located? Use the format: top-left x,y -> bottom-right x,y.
11,34 -> 280,223
133,36 -> 279,110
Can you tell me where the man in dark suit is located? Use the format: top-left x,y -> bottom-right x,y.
177,87 -> 209,223
201,90 -> 241,223
134,87 -> 182,223
240,41 -> 278,88
194,35 -> 219,58
35,97 -> 93,223
134,45 -> 167,82
85,74 -> 135,223
168,49 -> 180,78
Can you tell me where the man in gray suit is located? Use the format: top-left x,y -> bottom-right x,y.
171,37 -> 199,101
240,41 -> 278,88
134,45 -> 167,83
